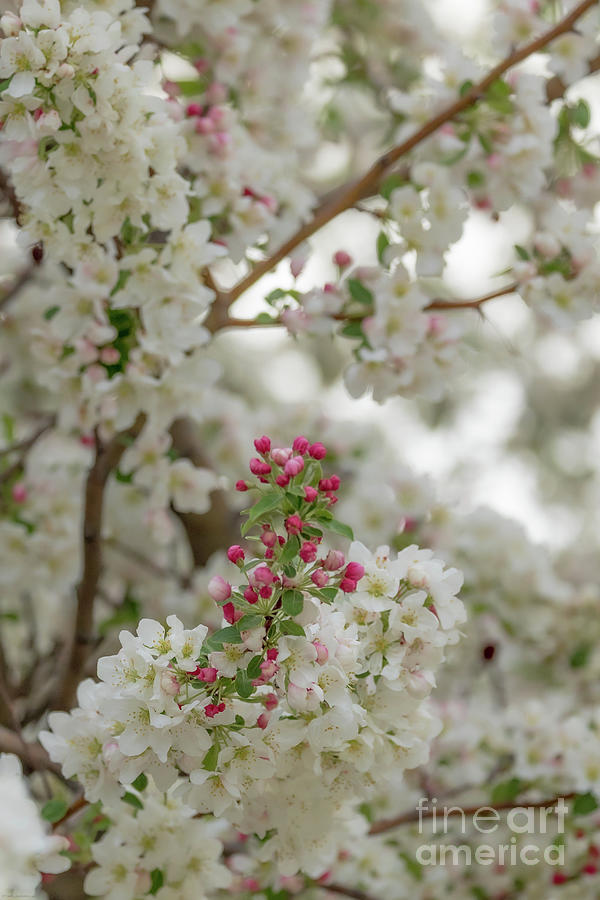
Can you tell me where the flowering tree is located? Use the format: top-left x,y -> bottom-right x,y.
1,0 -> 600,897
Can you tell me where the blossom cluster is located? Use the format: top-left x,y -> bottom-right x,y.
41,436 -> 465,883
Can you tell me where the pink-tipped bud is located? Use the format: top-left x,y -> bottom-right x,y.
272,447 -> 293,466
227,544 -> 245,564
259,585 -> 272,599
257,712 -> 270,729
285,515 -> 303,536
340,577 -> 357,593
196,667 -> 218,683
253,565 -> 274,585
311,570 -> 329,588
100,346 -> 120,364
134,870 -> 152,894
194,58 -> 209,73
160,670 -> 180,696
290,256 -> 306,278
260,659 -> 279,679
235,480 -> 249,491
11,482 -> 27,504
250,458 -> 271,476
204,702 -> 225,718
345,562 -> 365,581
261,530 -> 277,548
309,442 -> 327,460
186,102 -> 203,117
223,602 -> 243,624
254,435 -> 271,454
206,81 -> 227,104
243,586 -> 258,604
333,250 -> 352,269
313,641 -> 329,664
266,648 -> 278,661
195,116 -> 215,134
324,550 -> 345,571
292,436 -> 310,454
264,692 -> 278,710
284,456 -> 304,477
304,486 -> 318,502
264,548 -> 274,559
299,541 -> 318,563
275,473 -> 290,487
208,575 -> 232,603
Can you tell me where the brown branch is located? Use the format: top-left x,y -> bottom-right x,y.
546,50 -> 600,101
52,794 -> 88,830
0,725 -> 63,776
323,885 -> 377,900
105,537 -> 192,588
0,265 -> 38,313
0,167 -> 22,222
53,414 -> 145,710
205,0 -> 595,325
368,792 -> 576,835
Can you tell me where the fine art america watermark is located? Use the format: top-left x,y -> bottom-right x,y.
414,797 -> 568,866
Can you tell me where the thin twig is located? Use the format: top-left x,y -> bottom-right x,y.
0,265 -> 38,313
53,415 -> 145,710
205,0 -> 595,328
0,724 -> 63,776
368,793 -> 576,835
323,885 -> 377,900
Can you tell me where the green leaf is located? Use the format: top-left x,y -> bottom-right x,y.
326,518 -> 354,541
255,312 -> 278,324
1,414 -> 15,443
570,643 -> 591,669
98,595 -> 140,637
237,613 -> 263,630
247,655 -> 263,679
514,244 -> 530,261
279,535 -> 300,565
347,278 -> 374,306
380,172 -> 409,200
210,625 -> 242,645
573,792 -> 598,816
459,79 -> 474,96
43,305 -> 60,321
490,777 -> 524,804
572,99 -> 591,129
279,620 -> 305,637
400,850 -> 424,881
122,792 -> 143,810
466,170 -> 485,188
477,132 -> 493,155
131,773 -> 147,791
236,668 -> 254,699
282,590 -> 304,616
202,744 -> 219,771
242,492 -> 281,535
41,798 -> 68,823
149,869 -> 164,895
376,231 -> 390,264
316,586 -> 339,603
265,288 -> 287,304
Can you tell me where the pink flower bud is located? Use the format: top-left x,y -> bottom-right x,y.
250,458 -> 271,476
196,667 -> 218,683
11,482 -> 27,504
266,648 -> 278,661
259,585 -> 272,599
134,870 -> 152,894
299,541 -> 317,563
253,565 -> 274,585
208,575 -> 232,603
244,586 -> 258,604
272,447 -> 293,466
206,82 -> 227,104
323,550 -> 345,571
285,515 -> 303,535
290,256 -> 306,278
309,442 -> 327,460
254,435 -> 271,454
261,530 -> 277,548
284,456 -> 304,477
340,577 -> 357,593
276,473 -> 290,487
227,545 -> 245,564
345,562 -> 365,581
223,601 -> 242,624
333,250 -> 352,268
257,712 -> 270,729
186,103 -> 203,117
313,641 -> 329,664
235,480 -> 249,491
260,659 -> 279,679
160,670 -> 180,696
195,116 -> 215,134
304,486 -> 318,502
204,703 -> 223,718
265,692 -> 278,710
311,570 -> 329,588
194,58 -> 209,73
292,436 -> 310,454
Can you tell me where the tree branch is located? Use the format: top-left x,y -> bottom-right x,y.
0,264 -> 38,313
53,415 -> 145,710
323,885 -> 377,900
0,725 -> 63,776
368,792 -> 576,835
204,0 -> 595,325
